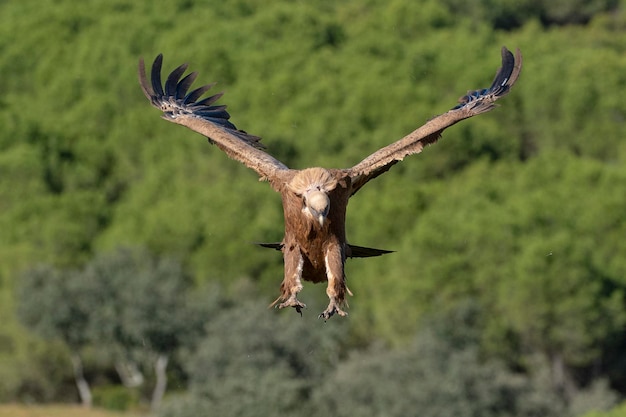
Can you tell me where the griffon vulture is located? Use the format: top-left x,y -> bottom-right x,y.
138,47 -> 522,319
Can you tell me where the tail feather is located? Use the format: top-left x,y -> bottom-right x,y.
256,242 -> 283,251
347,244 -> 394,258
255,242 -> 393,258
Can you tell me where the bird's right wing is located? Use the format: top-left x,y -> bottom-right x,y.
139,54 -> 290,181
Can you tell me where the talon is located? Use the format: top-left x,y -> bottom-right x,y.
318,312 -> 330,321
277,295 -> 306,316
318,302 -> 347,321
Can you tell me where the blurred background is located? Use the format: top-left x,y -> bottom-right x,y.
1,0 -> 626,416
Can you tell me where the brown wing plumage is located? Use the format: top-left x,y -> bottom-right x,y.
345,47 -> 522,195
138,54 -> 290,181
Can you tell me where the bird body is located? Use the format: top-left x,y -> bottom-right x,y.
139,47 -> 522,319
268,167 -> 350,317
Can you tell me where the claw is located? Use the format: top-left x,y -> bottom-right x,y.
294,304 -> 303,317
318,302 -> 348,321
276,295 -> 307,316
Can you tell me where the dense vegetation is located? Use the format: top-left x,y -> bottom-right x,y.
2,0 -> 626,415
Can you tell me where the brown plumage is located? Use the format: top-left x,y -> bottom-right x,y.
138,47 -> 522,319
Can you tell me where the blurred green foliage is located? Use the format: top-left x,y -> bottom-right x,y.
585,403 -> 626,417
92,386 -> 139,412
2,0 -> 626,414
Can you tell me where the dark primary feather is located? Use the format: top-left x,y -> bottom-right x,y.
149,54 -> 165,97
165,63 -> 189,97
453,47 -> 519,110
139,54 -> 265,150
184,84 -> 213,104
176,72 -> 198,99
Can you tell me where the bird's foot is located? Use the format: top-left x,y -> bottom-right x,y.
318,299 -> 348,321
277,295 -> 307,316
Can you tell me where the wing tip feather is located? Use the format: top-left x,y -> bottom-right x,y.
138,57 -> 153,100
453,46 -> 522,112
138,53 -> 265,149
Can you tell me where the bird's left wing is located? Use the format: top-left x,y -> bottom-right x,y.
345,47 -> 522,195
139,54 -> 290,181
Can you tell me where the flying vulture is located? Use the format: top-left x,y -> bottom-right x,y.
138,47 -> 522,320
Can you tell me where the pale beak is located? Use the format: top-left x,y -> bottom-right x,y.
310,210 -> 326,227
305,190 -> 330,227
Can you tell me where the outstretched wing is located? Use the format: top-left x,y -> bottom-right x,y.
345,47 -> 522,195
138,54 -> 290,181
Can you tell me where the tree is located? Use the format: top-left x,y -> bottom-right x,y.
441,0 -> 620,29
110,249 -> 214,410
17,265 -> 96,406
79,247 -> 210,411
159,295 -> 347,417
17,247 -> 207,410
351,153 -> 626,391
312,302 -> 616,417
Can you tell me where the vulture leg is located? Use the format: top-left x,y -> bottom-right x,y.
319,245 -> 349,320
271,246 -> 306,315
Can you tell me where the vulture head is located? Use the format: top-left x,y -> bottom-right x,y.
288,168 -> 338,227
